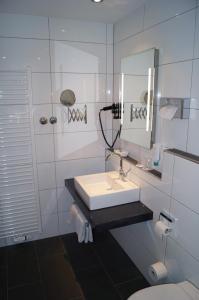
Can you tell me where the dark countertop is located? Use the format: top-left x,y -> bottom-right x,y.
65,178 -> 153,232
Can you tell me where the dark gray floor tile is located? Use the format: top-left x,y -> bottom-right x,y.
8,283 -> 45,300
7,242 -> 36,265
40,254 -> 83,300
8,258 -> 40,288
116,277 -> 150,300
62,234 -> 99,272
35,237 -> 65,258
0,247 -> 7,268
0,267 -> 7,300
94,232 -> 142,284
76,266 -> 121,300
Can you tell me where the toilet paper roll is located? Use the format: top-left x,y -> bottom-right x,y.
149,262 -> 168,282
154,221 -> 171,239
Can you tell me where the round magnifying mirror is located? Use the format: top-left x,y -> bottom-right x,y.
60,89 -> 76,107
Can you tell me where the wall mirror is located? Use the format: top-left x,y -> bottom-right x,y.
120,48 -> 158,149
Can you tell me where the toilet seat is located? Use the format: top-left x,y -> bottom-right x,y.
128,281 -> 199,300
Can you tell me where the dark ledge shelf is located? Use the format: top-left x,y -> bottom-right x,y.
65,178 -> 153,232
165,148 -> 199,164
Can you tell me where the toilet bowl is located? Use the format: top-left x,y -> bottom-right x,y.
128,281 -> 199,300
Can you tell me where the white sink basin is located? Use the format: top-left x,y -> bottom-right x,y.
74,171 -> 140,210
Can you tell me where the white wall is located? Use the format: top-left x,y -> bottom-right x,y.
111,0 -> 199,288
107,151 -> 199,288
114,0 -> 199,161
0,13 -> 113,244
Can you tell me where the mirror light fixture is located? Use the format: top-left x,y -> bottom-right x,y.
91,0 -> 104,3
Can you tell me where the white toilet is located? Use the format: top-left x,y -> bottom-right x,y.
128,281 -> 199,300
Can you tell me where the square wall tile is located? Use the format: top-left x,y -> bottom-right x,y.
107,24 -> 113,44
32,73 -> 51,105
57,187 -> 74,213
52,103 -> 110,133
0,38 -> 50,72
114,5 -> 144,42
191,59 -> 199,109
170,198 -> 199,261
194,6 -> 199,58
144,0 -> 196,29
54,131 -> 105,161
187,109 -> 199,156
58,212 -> 74,235
56,157 -> 105,187
35,134 -> 55,163
50,40 -> 106,73
158,61 -> 192,98
0,13 -> 49,38
33,104 -> 53,135
39,189 -> 58,215
41,213 -> 59,237
165,237 -> 199,288
49,17 -> 106,43
37,162 -> 56,190
172,156 -> 199,214
51,73 -> 107,103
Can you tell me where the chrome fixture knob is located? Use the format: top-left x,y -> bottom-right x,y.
49,116 -> 57,124
39,117 -> 48,125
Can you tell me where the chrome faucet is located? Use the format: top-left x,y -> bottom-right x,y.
105,150 -> 131,180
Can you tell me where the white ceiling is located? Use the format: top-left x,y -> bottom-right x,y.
0,0 -> 145,23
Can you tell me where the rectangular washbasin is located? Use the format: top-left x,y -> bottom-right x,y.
74,171 -> 140,210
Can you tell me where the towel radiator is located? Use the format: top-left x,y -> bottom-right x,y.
0,70 -> 41,240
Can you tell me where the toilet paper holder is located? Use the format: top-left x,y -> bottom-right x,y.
159,211 -> 175,223
160,98 -> 190,119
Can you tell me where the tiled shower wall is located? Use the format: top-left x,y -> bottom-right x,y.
0,13 -> 113,244
110,0 -> 199,288
113,0 -> 199,162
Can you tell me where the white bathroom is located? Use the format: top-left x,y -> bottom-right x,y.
0,0 -> 199,299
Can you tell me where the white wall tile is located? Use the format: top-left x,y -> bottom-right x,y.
170,199 -> 199,261
51,73 -> 107,103
140,181 -> 171,220
144,0 -> 196,29
50,40 -> 106,73
39,189 -> 57,215
165,238 -> 199,288
158,61 -> 192,98
114,10 -> 195,69
194,6 -> 199,58
107,44 -> 113,74
52,103 -> 110,133
54,131 -> 105,161
56,157 -> 105,187
33,104 -> 53,135
57,187 -> 74,213
37,162 -> 56,190
58,212 -> 74,235
187,109 -> 199,155
191,59 -> 199,109
0,13 -> 49,39
0,38 -> 50,72
107,24 -> 113,44
35,134 -> 55,163
32,73 -> 51,105
159,117 -> 189,151
172,156 -> 199,214
49,17 -> 106,43
114,5 -> 145,42
41,213 -> 59,237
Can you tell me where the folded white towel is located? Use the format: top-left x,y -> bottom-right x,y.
70,204 -> 93,243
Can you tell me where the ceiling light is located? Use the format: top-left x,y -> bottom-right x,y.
91,0 -> 104,3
